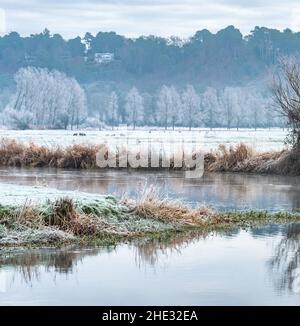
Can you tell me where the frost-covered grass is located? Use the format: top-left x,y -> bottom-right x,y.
0,185 -> 300,247
0,193 -> 180,246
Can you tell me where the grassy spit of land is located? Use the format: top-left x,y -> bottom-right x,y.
0,138 -> 299,175
0,187 -> 299,248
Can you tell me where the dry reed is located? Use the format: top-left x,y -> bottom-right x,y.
206,143 -> 297,174
125,185 -> 218,226
0,138 -> 299,174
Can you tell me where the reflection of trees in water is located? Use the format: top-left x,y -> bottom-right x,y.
289,191 -> 300,213
0,247 -> 107,284
269,223 -> 300,294
134,228 -> 239,268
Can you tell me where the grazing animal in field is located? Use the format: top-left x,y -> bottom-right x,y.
73,132 -> 86,136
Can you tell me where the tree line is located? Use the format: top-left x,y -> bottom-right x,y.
90,83 -> 278,130
1,26 -> 300,90
0,67 -> 282,130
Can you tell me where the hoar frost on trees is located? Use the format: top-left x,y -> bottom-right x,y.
125,87 -> 144,129
220,87 -> 235,129
181,85 -> 200,130
157,85 -> 181,129
201,87 -> 221,129
5,67 -> 87,129
106,91 -> 119,129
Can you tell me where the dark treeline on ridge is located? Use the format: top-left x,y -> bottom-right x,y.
1,26 -> 300,89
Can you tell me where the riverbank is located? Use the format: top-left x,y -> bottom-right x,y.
0,138 -> 298,175
1,189 -> 299,247
206,143 -> 300,175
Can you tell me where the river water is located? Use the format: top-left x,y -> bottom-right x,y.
0,223 -> 299,305
0,168 -> 300,305
0,168 -> 300,211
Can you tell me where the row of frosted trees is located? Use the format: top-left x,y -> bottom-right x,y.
3,67 -> 87,129
1,67 -> 280,130
93,85 -> 278,130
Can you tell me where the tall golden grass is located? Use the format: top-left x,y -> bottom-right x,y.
0,138 -> 106,168
0,138 -> 298,174
206,143 -> 299,175
125,185 -> 218,226
0,138 -> 199,170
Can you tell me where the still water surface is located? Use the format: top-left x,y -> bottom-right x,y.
0,169 -> 300,305
0,168 -> 300,211
0,223 -> 299,305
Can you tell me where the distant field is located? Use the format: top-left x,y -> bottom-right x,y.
0,128 -> 288,152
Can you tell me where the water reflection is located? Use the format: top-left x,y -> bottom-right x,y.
270,223 -> 300,294
0,224 -> 299,302
0,248 -> 106,284
134,229 -> 239,268
1,168 -> 300,212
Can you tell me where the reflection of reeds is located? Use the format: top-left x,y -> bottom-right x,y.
134,230 -> 206,267
0,248 -> 101,284
134,227 -> 238,267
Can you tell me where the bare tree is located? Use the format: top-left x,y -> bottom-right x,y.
125,87 -> 144,129
181,85 -> 200,130
157,85 -> 181,130
201,87 -> 220,129
272,57 -> 300,148
6,67 -> 87,130
106,91 -> 119,129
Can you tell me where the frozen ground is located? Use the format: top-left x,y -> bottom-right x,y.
0,128 -> 288,152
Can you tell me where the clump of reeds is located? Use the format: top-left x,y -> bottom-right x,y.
270,148 -> 300,175
125,185 -> 218,226
0,137 -> 299,174
0,138 -> 108,169
1,190 -> 300,247
0,138 -> 198,170
207,143 -> 255,172
206,143 -> 294,174
0,197 -> 120,237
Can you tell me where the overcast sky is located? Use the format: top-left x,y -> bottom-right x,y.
1,0 -> 300,39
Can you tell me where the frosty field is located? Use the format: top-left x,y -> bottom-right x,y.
0,128 -> 288,152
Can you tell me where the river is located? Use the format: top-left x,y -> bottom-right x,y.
0,168 -> 300,305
